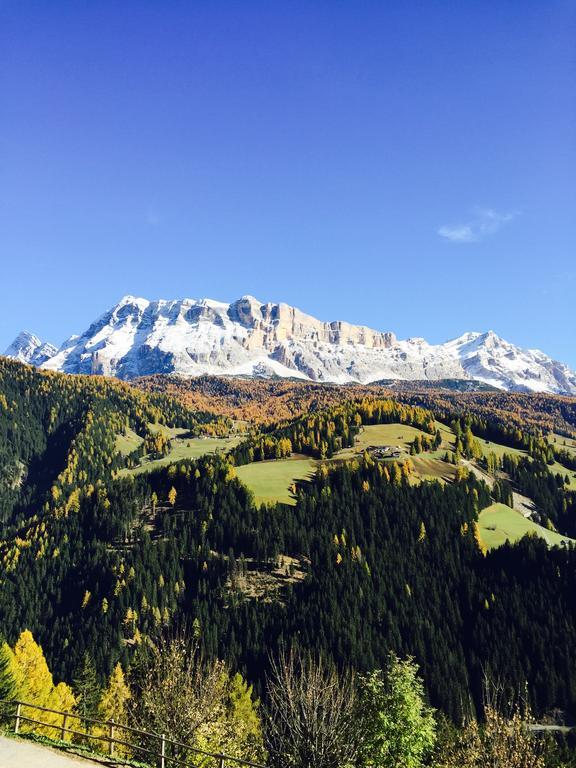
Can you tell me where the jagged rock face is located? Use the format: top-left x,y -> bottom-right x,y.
3,295 -> 576,394
4,331 -> 58,367
227,297 -> 396,349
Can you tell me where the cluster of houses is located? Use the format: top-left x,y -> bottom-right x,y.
366,445 -> 402,460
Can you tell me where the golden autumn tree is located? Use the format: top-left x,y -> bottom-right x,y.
99,662 -> 130,723
12,630 -> 76,737
13,630 -> 54,706
0,640 -> 27,701
96,662 -> 131,756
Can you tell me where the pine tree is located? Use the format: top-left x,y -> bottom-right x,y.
73,653 -> 101,728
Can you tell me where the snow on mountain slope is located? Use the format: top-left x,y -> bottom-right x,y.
4,331 -> 58,367
3,295 -> 576,395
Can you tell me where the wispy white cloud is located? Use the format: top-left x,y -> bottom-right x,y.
438,207 -> 518,243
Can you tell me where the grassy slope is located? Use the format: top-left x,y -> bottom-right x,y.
548,434 -> 576,453
478,503 -> 574,550
548,462 -> 576,490
118,416 -> 576,505
336,423 -> 446,459
477,439 -> 527,460
340,423 -> 458,481
236,458 -> 316,506
118,435 -> 241,476
147,423 -> 191,439
115,428 -> 144,456
411,456 -> 458,481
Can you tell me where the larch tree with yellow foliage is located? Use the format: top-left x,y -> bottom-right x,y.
99,662 -> 130,723
13,630 -> 55,706
0,639 -> 26,701
96,662 -> 131,756
12,630 -> 76,737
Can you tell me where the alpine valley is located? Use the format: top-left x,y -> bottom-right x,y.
5,294 -> 576,394
2,301 -> 576,764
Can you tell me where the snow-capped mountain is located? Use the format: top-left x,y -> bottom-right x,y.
4,331 -> 58,367
4,295 -> 576,395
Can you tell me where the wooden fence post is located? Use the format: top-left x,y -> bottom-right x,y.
14,702 -> 21,734
109,719 -> 115,757
61,712 -> 68,741
160,733 -> 166,768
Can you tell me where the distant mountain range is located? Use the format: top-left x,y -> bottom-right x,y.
4,295 -> 576,395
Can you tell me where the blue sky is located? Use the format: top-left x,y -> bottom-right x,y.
1,1 -> 575,366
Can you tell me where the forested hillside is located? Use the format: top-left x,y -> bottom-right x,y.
2,357 -> 576,726
136,374 -> 576,433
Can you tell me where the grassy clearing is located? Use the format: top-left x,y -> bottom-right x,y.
548,461 -> 576,490
548,433 -> 576,454
410,456 -> 458,482
545,434 -> 576,489
147,422 -> 191,439
236,457 -> 316,506
355,423 -> 432,451
472,432 -> 575,489
476,438 -> 527,461
330,423 -> 458,484
478,503 -> 574,550
335,423 -> 439,461
115,428 -> 144,456
118,436 -> 241,476
434,421 -> 456,449
473,433 -> 576,490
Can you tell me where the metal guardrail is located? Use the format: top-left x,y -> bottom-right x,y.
0,698 -> 267,768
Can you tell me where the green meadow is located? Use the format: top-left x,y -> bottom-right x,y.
118,434 -> 241,476
115,427 -> 144,456
236,457 -> 316,506
478,503 -> 574,550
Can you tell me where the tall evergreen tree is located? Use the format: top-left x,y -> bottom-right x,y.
73,653 -> 101,728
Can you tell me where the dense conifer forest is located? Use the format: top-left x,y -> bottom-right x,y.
2,356 -> 576,733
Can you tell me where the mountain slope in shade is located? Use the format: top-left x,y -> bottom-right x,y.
4,331 -> 58,367
3,295 -> 576,395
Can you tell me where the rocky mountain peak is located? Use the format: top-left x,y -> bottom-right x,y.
3,295 -> 575,394
4,331 -> 58,367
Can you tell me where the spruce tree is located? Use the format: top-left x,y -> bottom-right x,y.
73,653 -> 101,728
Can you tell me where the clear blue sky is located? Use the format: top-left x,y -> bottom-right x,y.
1,1 -> 575,365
